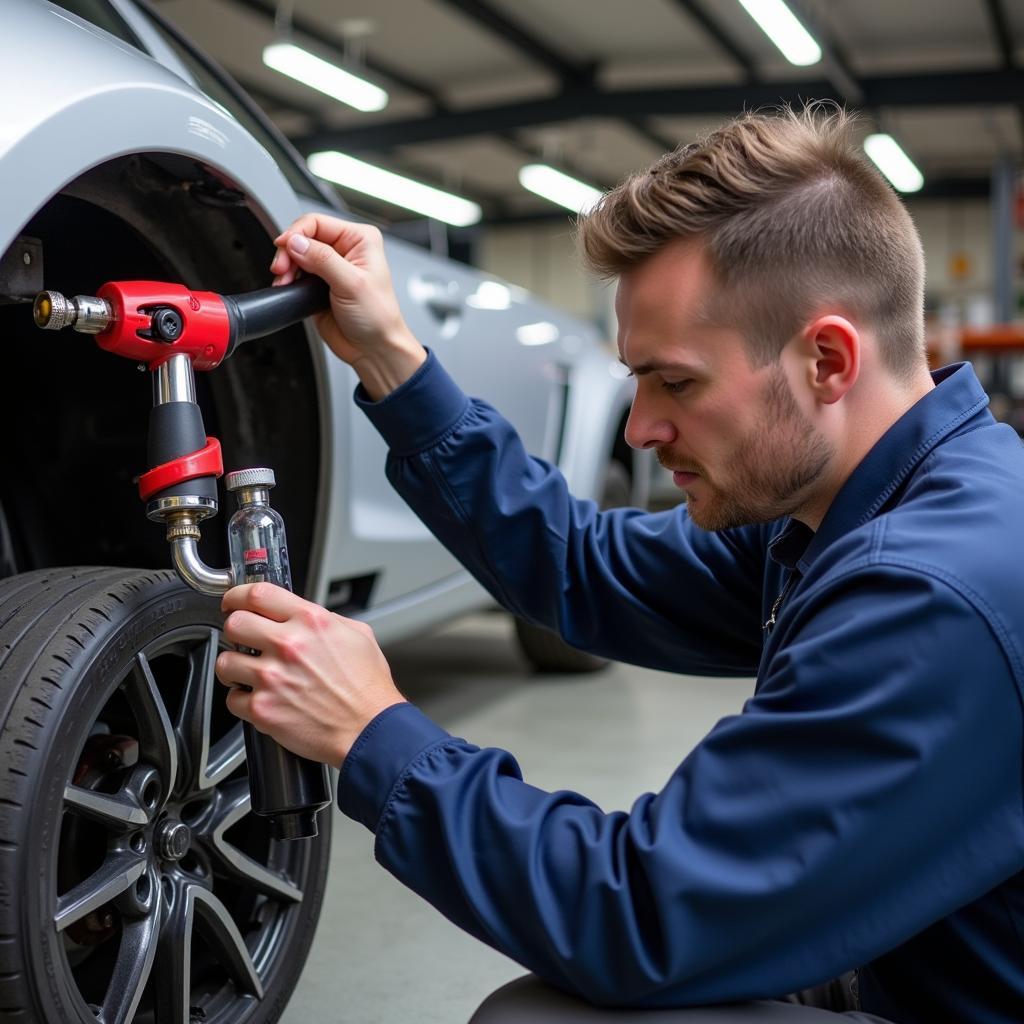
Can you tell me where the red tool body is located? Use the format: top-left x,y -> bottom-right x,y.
94,281 -> 231,371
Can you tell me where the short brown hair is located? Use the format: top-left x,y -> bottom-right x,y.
579,104 -> 925,379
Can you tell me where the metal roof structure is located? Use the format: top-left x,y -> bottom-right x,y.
154,0 -> 1024,225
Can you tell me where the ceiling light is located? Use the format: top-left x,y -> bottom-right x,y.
308,151 -> 482,226
863,134 -> 924,193
518,164 -> 603,215
262,42 -> 388,112
736,0 -> 821,66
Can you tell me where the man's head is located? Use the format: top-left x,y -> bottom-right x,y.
580,104 -> 925,380
579,105 -> 930,530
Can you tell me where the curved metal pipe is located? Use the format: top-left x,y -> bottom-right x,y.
170,537 -> 234,596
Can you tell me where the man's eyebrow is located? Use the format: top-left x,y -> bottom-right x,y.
617,357 -> 704,377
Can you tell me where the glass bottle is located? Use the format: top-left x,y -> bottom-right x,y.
225,468 -> 331,840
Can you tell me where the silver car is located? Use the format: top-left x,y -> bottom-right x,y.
0,1 -> 638,1021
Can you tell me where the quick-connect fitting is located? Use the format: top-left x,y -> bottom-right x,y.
33,290 -> 113,334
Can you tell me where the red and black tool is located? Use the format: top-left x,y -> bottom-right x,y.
34,275 -> 333,841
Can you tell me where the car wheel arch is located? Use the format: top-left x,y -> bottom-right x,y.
0,154 -> 322,592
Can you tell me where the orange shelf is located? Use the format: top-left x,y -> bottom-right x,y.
961,326 -> 1024,351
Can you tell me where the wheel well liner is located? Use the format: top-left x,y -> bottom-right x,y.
0,154 -> 320,593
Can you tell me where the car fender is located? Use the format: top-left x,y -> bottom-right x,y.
559,345 -> 643,503
0,0 -> 303,254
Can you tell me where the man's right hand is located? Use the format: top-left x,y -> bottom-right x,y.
271,214 -> 427,400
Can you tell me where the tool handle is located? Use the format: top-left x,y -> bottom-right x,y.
223,275 -> 330,355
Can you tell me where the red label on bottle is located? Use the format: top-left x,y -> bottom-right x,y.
244,548 -> 268,563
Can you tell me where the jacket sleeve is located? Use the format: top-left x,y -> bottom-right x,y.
338,564 -> 1024,1007
356,349 -> 765,674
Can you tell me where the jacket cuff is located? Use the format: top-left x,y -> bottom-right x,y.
337,702 -> 451,832
354,348 -> 471,457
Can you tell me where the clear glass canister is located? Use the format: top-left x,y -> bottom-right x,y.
225,468 -> 292,590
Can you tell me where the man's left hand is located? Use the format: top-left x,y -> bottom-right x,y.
215,583 -> 406,766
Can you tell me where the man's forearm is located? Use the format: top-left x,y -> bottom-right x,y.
349,331 -> 427,401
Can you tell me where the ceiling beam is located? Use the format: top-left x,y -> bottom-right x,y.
982,0 -> 1016,66
291,68 -> 1024,154
225,0 -> 622,195
980,0 -> 1024,142
431,0 -> 595,86
224,0 -> 449,109
785,0 -> 864,106
665,0 -> 758,81
430,1 -> 673,180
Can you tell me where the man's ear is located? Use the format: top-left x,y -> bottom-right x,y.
796,315 -> 860,405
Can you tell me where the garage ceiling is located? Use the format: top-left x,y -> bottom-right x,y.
153,0 -> 1024,225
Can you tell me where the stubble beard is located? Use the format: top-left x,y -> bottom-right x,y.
660,367 -> 835,532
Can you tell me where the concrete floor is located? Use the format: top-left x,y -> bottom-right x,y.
280,611 -> 753,1024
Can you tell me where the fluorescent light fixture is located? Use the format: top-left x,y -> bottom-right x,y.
519,164 -> 603,215
863,134 -> 924,193
263,42 -> 388,112
308,151 -> 482,226
736,0 -> 821,66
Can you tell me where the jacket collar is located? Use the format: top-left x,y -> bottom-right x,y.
767,363 -> 992,574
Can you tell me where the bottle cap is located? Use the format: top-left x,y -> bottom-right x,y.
225,468 -> 276,491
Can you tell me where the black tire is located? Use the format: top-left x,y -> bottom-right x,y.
514,460 -> 633,674
0,567 -> 331,1024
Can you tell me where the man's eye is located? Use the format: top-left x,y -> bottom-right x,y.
662,379 -> 691,394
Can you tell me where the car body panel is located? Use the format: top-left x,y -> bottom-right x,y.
2,0 -> 638,643
0,0 -> 303,253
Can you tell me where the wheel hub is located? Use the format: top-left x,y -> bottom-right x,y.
156,819 -> 191,862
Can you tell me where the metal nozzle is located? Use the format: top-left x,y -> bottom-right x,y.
33,290 -> 113,334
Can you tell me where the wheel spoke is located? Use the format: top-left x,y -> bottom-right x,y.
55,851 -> 145,932
63,783 -> 148,830
177,629 -> 245,792
99,873 -> 162,1024
192,887 -> 264,999
206,723 -> 246,789
204,779 -> 303,904
153,880 -> 192,1024
154,882 -> 263,1023
125,652 -> 178,797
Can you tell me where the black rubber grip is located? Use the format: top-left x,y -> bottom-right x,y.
222,275 -> 330,356
146,401 -> 217,503
243,724 -> 331,839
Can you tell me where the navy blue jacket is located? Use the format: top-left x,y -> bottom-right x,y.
338,352 -> 1024,1022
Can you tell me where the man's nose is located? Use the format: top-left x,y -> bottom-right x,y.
624,392 -> 677,450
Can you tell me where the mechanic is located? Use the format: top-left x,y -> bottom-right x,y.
214,105 -> 1024,1023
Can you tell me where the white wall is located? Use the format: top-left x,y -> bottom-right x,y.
477,221 -> 615,336
906,198 -> 1008,325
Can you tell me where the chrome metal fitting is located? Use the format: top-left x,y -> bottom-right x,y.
225,468 -> 276,491
165,521 -> 201,542
163,509 -> 233,596
145,494 -> 218,524
33,290 -> 113,334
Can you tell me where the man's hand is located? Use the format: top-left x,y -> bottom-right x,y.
270,213 -> 426,399
215,583 -> 406,766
